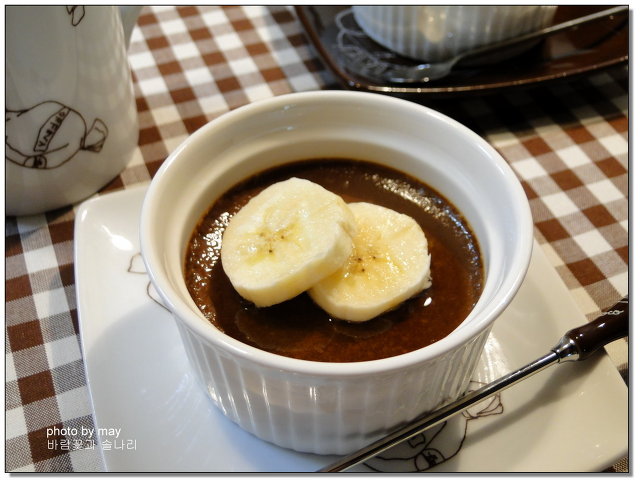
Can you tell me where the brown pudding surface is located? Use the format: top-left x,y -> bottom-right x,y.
184,159 -> 483,362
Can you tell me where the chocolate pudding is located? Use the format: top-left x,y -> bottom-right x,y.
184,159 -> 483,362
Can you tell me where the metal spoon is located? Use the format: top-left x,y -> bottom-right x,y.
378,6 -> 628,84
319,295 -> 628,472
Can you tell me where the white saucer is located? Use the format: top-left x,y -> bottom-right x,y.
75,185 -> 628,472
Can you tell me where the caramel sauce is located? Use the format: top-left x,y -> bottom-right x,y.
184,159 -> 483,362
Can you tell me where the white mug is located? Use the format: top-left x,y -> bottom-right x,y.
6,6 -> 141,216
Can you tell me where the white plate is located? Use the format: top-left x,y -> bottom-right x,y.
75,185 -> 628,472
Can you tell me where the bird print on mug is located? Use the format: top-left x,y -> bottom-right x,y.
5,101 -> 109,169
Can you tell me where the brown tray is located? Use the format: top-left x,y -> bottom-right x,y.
295,5 -> 629,97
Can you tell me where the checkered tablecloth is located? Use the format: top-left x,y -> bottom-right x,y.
5,6 -> 628,473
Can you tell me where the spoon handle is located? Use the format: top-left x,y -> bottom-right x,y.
319,296 -> 629,472
553,296 -> 629,362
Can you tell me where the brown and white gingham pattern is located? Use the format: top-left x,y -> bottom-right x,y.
5,6 -> 628,473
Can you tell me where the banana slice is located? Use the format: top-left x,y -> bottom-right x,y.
220,177 -> 356,307
309,202 -> 431,322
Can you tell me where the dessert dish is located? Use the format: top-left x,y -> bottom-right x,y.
140,91 -> 532,454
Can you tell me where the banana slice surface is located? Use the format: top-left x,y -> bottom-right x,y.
220,177 -> 356,307
309,202 -> 431,322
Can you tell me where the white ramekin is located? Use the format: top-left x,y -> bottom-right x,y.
353,5 -> 558,62
140,91 -> 533,455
